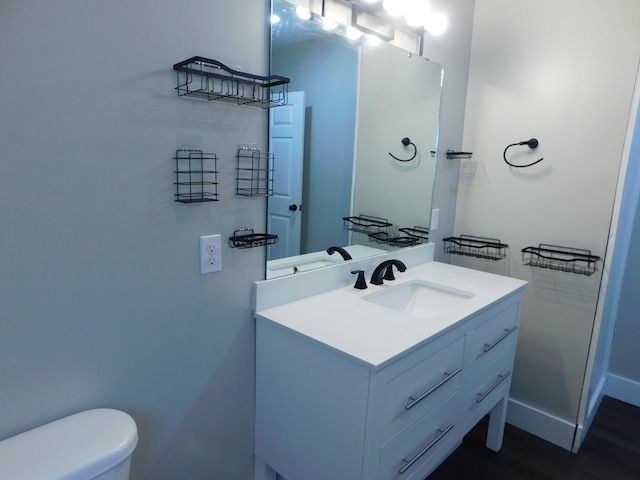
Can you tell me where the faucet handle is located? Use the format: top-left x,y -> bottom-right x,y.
383,265 -> 397,281
351,270 -> 368,290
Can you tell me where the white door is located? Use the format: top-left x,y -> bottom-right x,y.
267,91 -> 305,261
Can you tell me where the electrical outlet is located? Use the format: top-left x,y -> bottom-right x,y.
200,234 -> 221,274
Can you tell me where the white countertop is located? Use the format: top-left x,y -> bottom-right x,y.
256,261 -> 527,368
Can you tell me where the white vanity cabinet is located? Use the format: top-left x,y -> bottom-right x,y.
255,283 -> 526,480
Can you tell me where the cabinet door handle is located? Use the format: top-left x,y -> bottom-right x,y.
399,423 -> 455,474
476,371 -> 511,403
405,368 -> 462,410
483,325 -> 518,353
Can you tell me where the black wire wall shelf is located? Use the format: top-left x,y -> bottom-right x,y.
343,215 -> 392,235
173,149 -> 219,203
228,228 -> 278,249
443,235 -> 508,260
236,147 -> 275,197
521,244 -> 600,276
173,57 -> 290,108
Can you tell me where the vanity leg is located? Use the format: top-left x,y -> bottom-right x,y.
485,395 -> 508,452
255,456 -> 278,480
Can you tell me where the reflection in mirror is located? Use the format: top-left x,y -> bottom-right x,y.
266,0 -> 443,278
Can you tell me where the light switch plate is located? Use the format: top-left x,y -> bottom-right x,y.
430,208 -> 440,231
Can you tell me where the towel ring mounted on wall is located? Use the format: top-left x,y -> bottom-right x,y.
503,138 -> 544,168
388,137 -> 417,162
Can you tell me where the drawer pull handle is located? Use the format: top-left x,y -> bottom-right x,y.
476,371 -> 512,403
483,325 -> 518,352
405,368 -> 462,410
399,423 -> 455,475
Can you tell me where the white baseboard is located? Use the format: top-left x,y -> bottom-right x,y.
506,398 -> 576,451
605,373 -> 640,408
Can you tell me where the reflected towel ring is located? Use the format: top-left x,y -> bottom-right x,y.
503,138 -> 544,168
389,137 -> 417,162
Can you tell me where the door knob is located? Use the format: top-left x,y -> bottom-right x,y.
288,204 -> 298,211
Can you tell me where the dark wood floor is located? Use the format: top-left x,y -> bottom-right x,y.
428,396 -> 640,480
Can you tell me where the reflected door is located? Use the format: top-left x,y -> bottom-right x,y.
267,91 -> 305,261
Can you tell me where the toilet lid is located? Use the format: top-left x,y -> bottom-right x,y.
0,409 -> 138,480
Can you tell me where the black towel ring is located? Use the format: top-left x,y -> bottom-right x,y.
389,137 -> 417,162
503,138 -> 544,168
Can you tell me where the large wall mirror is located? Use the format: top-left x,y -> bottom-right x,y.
266,0 -> 443,278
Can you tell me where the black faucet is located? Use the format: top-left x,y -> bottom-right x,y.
326,246 -> 352,261
370,259 -> 407,285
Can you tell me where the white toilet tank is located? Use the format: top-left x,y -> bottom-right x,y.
0,408 -> 138,480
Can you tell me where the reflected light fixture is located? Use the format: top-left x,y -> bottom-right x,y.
382,0 -> 405,17
270,14 -> 281,24
366,33 -> 382,46
346,25 -> 363,39
321,16 -> 338,30
296,6 -> 311,20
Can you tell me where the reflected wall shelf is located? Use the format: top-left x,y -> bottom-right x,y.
343,215 -> 392,234
236,147 -> 275,197
228,228 -> 278,249
521,244 -> 600,276
173,56 -> 290,108
368,231 -> 420,247
443,235 -> 508,260
399,226 -> 430,243
446,150 -> 473,160
173,149 -> 219,203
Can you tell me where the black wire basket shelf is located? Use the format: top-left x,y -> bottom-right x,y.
521,244 -> 600,276
443,235 -> 508,260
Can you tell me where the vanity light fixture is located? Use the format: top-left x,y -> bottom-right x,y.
283,0 -> 447,55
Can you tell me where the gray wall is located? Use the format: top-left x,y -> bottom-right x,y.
0,1 -> 476,479
0,1 -> 267,478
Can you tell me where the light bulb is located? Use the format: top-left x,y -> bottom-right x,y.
405,0 -> 430,28
425,12 -> 448,35
366,34 -> 381,46
321,16 -> 338,31
346,26 -> 363,40
383,0 -> 405,17
296,6 -> 311,20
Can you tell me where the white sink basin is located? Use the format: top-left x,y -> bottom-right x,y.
363,280 -> 475,319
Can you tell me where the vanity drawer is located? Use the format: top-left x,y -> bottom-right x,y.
382,337 -> 464,442
462,348 -> 515,423
378,393 -> 459,480
467,301 -> 519,376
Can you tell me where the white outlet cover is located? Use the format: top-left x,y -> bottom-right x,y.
200,234 -> 222,274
